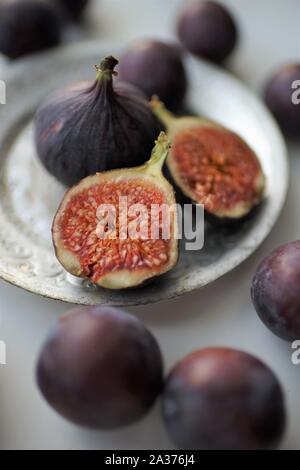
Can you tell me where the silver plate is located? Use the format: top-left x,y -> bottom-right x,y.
0,41 -> 289,306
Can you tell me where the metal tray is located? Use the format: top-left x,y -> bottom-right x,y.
0,40 -> 289,306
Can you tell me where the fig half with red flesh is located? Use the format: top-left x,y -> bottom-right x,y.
52,133 -> 178,290
152,99 -> 265,221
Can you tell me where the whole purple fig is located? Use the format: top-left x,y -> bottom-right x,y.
34,56 -> 163,186
163,348 -> 285,450
118,40 -> 188,111
0,0 -> 62,59
265,64 -> 300,138
251,241 -> 300,341
177,1 -> 238,64
36,306 -> 163,429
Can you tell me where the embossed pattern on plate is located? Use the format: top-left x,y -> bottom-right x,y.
0,41 -> 289,306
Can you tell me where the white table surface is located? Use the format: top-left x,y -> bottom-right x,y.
0,0 -> 299,450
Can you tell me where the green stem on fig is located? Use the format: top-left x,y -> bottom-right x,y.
145,132 -> 171,175
150,96 -> 175,128
95,56 -> 119,81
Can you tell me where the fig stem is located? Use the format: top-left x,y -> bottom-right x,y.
150,96 -> 175,127
95,56 -> 119,81
145,132 -> 171,175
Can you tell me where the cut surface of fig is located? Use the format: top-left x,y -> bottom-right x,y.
53,133 -> 178,289
152,99 -> 265,220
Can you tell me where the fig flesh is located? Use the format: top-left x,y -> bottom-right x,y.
36,306 -> 163,429
152,99 -> 265,220
52,133 -> 178,290
34,56 -> 163,186
0,0 -> 62,59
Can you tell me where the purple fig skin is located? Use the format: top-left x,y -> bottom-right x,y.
264,64 -> 300,138
118,40 -> 188,111
34,57 -> 163,186
177,1 -> 238,64
163,348 -> 285,450
251,241 -> 300,341
0,0 -> 62,59
56,0 -> 89,20
36,306 -> 163,429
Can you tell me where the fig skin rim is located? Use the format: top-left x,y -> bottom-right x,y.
52,155 -> 179,290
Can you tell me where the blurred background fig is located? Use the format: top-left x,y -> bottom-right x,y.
56,0 -> 89,20
34,56 -> 163,186
163,348 -> 285,450
0,0 -> 62,59
177,0 -> 238,64
264,64 -> 300,138
118,40 -> 188,111
36,306 -> 163,428
251,241 -> 300,341
52,133 -> 178,290
152,98 -> 265,221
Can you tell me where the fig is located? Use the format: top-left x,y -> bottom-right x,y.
151,98 -> 265,221
118,40 -> 188,110
0,0 -> 62,59
56,0 -> 89,19
265,64 -> 300,138
36,305 -> 163,429
163,348 -> 285,450
34,56 -> 163,187
52,132 -> 178,290
177,1 -> 238,64
251,241 -> 300,341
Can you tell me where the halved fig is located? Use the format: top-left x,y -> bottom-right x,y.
152,98 -> 265,220
52,133 -> 178,290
